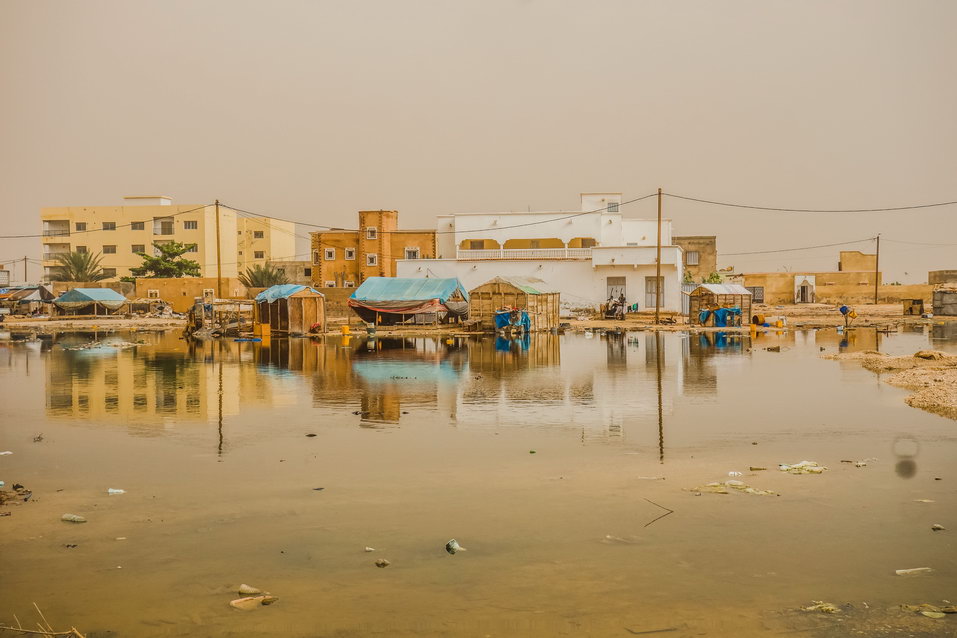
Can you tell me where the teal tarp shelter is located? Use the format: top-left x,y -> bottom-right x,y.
348,277 -> 470,325
53,288 -> 128,315
254,284 -> 325,334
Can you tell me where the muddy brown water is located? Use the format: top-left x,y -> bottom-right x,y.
0,326 -> 955,637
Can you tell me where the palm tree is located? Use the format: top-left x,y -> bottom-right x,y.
51,251 -> 109,281
239,263 -> 289,288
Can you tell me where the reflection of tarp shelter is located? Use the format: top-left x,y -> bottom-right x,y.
686,284 -> 752,327
349,277 -> 469,325
254,284 -> 326,335
53,287 -> 128,315
469,276 -> 560,332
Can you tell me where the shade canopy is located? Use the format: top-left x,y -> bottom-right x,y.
54,287 -> 128,310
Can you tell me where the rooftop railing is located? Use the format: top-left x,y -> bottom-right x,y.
456,247 -> 592,260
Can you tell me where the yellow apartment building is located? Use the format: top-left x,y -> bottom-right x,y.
40,196 -> 294,281
310,210 -> 436,289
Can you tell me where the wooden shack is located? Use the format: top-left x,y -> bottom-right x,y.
254,284 -> 326,335
687,284 -> 752,327
469,276 -> 560,332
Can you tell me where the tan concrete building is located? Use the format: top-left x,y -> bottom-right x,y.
40,196 -> 294,281
674,236 -> 717,282
135,277 -> 247,313
310,210 -> 436,289
267,260 -> 313,286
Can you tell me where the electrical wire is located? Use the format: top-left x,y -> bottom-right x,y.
664,192 -> 957,213
719,237 -> 875,256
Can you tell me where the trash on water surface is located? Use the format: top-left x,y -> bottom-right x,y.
446,539 -> 467,555
779,461 -> 826,474
749,467 -> 767,471
238,584 -> 261,595
636,476 -> 665,481
364,547 -> 375,552
0,451 -> 12,456
914,499 -> 935,503
895,567 -> 933,576
921,611 -> 946,619
61,514 -> 87,523
802,601 -> 841,614
107,488 -> 126,495
229,595 -> 278,610
728,471 -> 743,477
686,480 -> 776,496
931,524 -> 945,531
602,534 -> 640,545
374,559 -> 391,568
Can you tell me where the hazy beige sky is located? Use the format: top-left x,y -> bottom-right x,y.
1,0 -> 954,282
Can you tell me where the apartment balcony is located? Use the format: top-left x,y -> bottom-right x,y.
42,221 -> 71,240
456,247 -> 593,260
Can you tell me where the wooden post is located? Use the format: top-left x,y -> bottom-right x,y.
215,199 -> 223,299
655,188 -> 662,325
873,234 -> 880,305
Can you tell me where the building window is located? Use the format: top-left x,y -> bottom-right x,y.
184,220 -> 198,230
186,244 -> 198,253
103,222 -> 116,231
366,253 -> 378,266
686,251 -> 700,266
303,267 -> 312,277
745,286 -> 765,303
345,248 -> 356,260
607,202 -> 619,213
324,248 -> 336,261
468,240 -> 484,250
366,227 -> 377,240
132,244 -> 145,253
344,280 -> 355,288
324,281 -> 336,288
312,250 -> 320,264
76,245 -> 87,254
102,268 -> 117,278
131,221 -> 145,231
253,230 -> 264,239
405,248 -> 420,259
75,222 -> 87,231
103,245 -> 117,254
254,251 -> 265,259
147,289 -> 160,298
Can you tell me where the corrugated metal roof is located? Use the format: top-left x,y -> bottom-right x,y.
350,277 -> 469,303
474,276 -> 559,295
254,284 -> 324,303
689,284 -> 752,295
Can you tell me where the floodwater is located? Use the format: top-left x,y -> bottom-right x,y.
1,325 -> 955,637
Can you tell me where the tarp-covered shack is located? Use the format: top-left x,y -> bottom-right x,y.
53,287 -> 128,315
254,284 -> 326,335
349,277 -> 469,325
469,276 -> 560,332
0,285 -> 55,314
687,284 -> 752,327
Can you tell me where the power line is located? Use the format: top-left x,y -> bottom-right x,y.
0,204 -> 213,239
719,237 -> 875,256
664,192 -> 957,213
883,238 -> 957,247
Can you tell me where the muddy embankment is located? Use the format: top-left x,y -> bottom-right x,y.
825,350 -> 957,420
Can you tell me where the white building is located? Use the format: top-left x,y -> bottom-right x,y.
396,193 -> 683,311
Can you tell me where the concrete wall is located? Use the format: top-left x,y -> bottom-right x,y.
674,236 -> 717,282
267,260 -> 313,285
733,271 -> 932,304
50,281 -> 134,297
929,270 -> 957,285
396,259 -> 682,311
134,277 -> 247,313
838,251 -> 877,271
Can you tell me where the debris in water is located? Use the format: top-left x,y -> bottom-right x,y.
0,451 -> 12,456
602,534 -> 640,545
529,450 -> 536,454
749,467 -> 767,471
778,461 -> 826,474
687,480 -> 776,496
229,595 -> 278,610
374,559 -> 391,568
895,567 -> 933,576
61,514 -> 87,523
931,524 -> 945,531
33,433 -> 43,443
305,433 -> 317,437
802,601 -> 841,614
921,611 -> 946,619
446,539 -> 467,554
312,487 -> 325,491
914,499 -> 935,503
766,346 -> 781,352
364,547 -> 375,552
636,476 -> 665,481
107,488 -> 126,495
238,584 -> 262,595
728,471 -> 743,477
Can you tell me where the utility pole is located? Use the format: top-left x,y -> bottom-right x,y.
655,188 -> 662,325
215,199 -> 223,298
23,256 -> 28,283
873,234 -> 880,305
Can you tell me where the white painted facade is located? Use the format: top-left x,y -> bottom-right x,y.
400,193 -> 683,311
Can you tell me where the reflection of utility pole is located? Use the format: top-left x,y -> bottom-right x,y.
655,188 -> 662,325
217,341 -> 224,459
215,199 -> 223,299
655,331 -> 664,463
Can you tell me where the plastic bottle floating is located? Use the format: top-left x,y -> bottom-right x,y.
445,539 -> 467,555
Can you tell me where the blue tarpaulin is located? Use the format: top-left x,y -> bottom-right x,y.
494,309 -> 531,332
54,288 -> 127,310
255,284 -> 323,303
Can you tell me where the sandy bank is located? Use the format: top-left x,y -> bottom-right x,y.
825,350 -> 957,419
2,316 -> 185,332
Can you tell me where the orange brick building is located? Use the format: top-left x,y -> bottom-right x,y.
310,211 -> 436,289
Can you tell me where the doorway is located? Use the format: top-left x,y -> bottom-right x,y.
606,277 -> 626,302
645,276 -> 663,308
